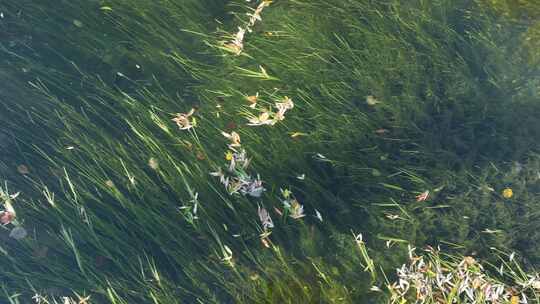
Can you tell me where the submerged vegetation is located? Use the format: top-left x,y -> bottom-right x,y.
0,0 -> 540,303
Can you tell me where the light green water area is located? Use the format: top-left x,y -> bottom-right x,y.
1,1 -> 540,303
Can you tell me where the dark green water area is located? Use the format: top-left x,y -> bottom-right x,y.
1,1 -> 540,303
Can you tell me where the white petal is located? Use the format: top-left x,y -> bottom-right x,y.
315,209 -> 323,222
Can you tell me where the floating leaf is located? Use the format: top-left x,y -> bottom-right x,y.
366,95 -> 381,106
73,19 -> 83,28
502,188 -> 513,199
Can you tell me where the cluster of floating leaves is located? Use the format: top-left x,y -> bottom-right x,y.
387,246 -> 539,304
197,0 -> 316,261
223,0 -> 272,55
279,188 -> 305,219
245,95 -> 294,126
211,133 -> 265,198
0,185 -> 27,240
178,191 -> 200,225
211,103 -> 316,250
32,293 -> 90,304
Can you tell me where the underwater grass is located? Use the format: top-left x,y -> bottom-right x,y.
0,0 -> 539,303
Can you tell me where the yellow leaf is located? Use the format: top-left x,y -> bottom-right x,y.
502,188 -> 513,199
290,132 -> 308,138
511,295 -> 519,304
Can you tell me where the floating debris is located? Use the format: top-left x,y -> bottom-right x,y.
221,245 -> 233,265
281,189 -> 305,219
225,150 -> 234,161
290,132 -> 308,138
148,157 -> 159,170
221,131 -> 241,148
366,95 -> 381,106
354,233 -> 364,245
224,27 -> 245,55
274,96 -> 294,122
388,248 -> 528,303
246,96 -> 294,126
211,149 -> 265,198
228,148 -> 251,171
73,19 -> 83,28
239,175 -> 265,197
178,192 -> 200,223
247,111 -> 273,126
172,108 -> 196,130
415,190 -> 429,202
258,205 -> 274,230
314,209 -> 323,222
223,1 -> 271,55
314,153 -> 329,162
482,228 -> 503,234
245,93 -> 259,108
385,214 -> 399,220
370,286 -> 382,292
502,187 -> 513,199
287,200 -> 305,219
261,237 -> 271,248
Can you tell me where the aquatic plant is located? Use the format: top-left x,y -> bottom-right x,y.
0,0 -> 539,303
